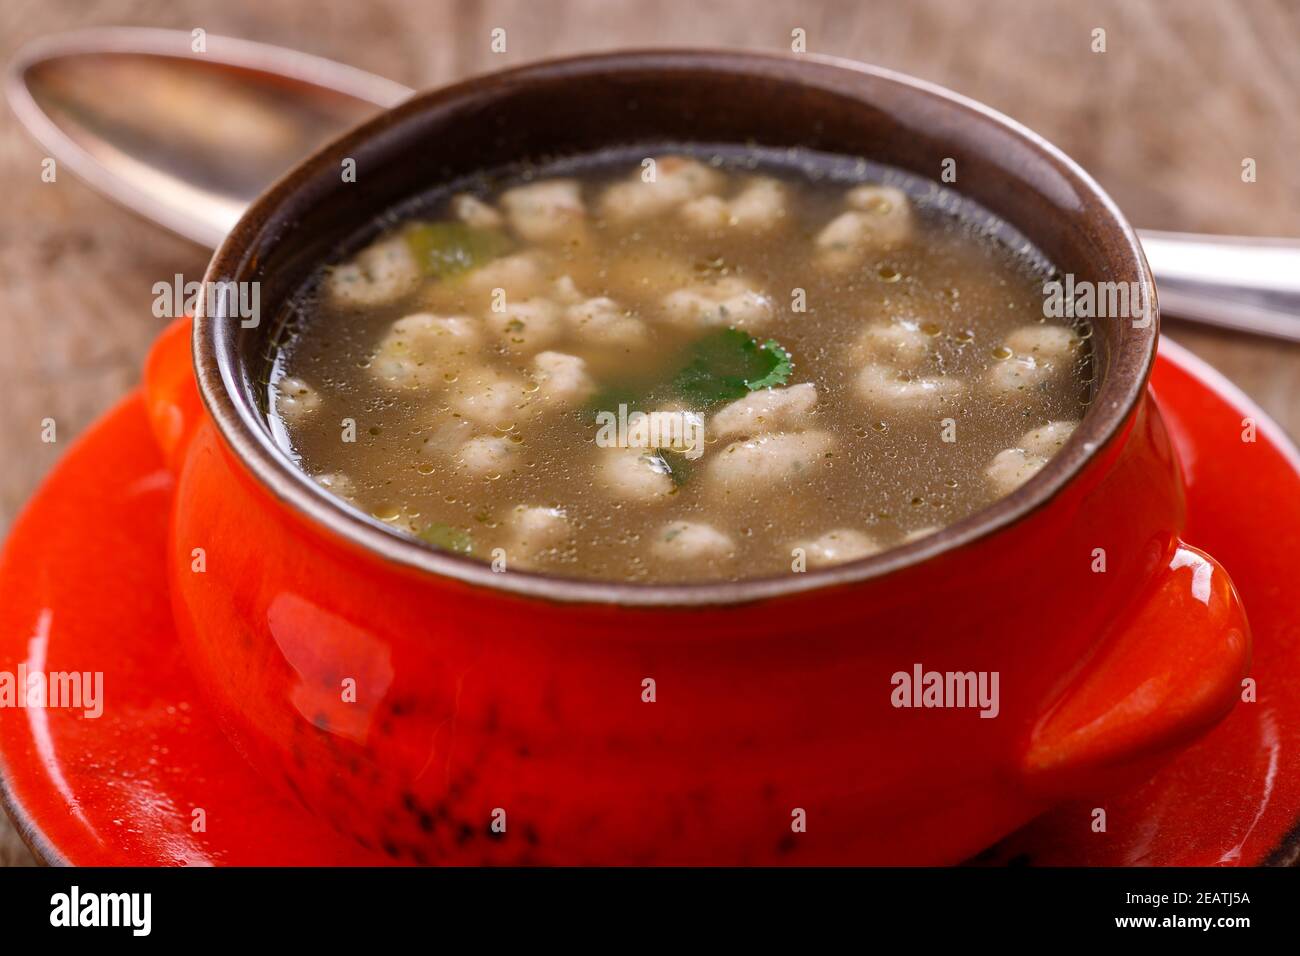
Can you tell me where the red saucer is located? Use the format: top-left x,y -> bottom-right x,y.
0,391 -> 380,865
1,339 -> 1298,866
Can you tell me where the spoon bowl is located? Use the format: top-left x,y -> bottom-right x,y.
5,27 -> 409,246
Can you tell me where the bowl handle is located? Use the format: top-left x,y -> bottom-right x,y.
143,316 -> 203,473
1022,537 -> 1251,793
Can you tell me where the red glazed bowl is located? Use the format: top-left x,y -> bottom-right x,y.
143,50 -> 1250,865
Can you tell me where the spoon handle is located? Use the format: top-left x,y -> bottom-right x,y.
1137,230 -> 1300,342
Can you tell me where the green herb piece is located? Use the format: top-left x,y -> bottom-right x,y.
403,221 -> 512,279
417,522 -> 474,554
745,339 -> 793,391
670,328 -> 794,408
585,329 -> 795,428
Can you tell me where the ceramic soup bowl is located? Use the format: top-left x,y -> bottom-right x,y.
142,50 -> 1250,864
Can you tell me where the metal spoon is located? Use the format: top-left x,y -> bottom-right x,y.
9,27 -> 1300,341
5,28 -> 408,247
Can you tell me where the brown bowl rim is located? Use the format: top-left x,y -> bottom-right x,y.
196,47 -> 1157,607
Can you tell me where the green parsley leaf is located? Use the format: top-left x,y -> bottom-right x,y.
671,328 -> 794,408
745,339 -> 794,391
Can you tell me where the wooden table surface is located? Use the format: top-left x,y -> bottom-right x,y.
1,0 -> 1297,865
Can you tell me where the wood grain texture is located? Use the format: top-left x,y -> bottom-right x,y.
1,0 -> 1297,866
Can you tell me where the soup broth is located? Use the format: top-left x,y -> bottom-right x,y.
268,147 -> 1091,583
